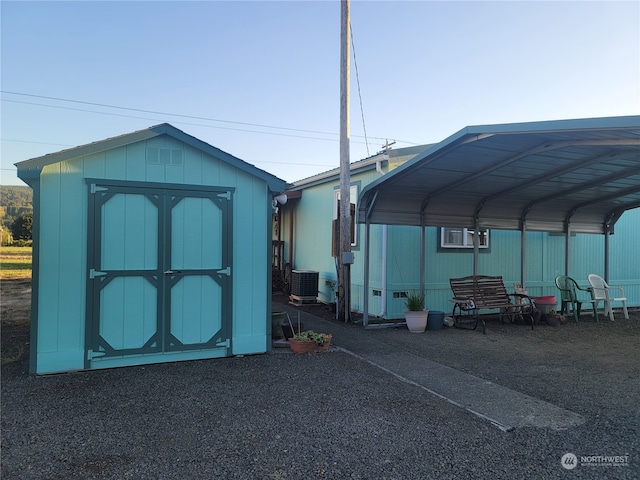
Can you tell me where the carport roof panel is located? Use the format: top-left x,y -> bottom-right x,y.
358,116 -> 640,234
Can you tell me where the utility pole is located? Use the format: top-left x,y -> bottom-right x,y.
338,0 -> 352,322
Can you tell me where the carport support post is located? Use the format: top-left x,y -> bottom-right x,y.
420,222 -> 426,297
363,217 -> 370,327
362,192 -> 379,327
604,230 -> 610,282
520,221 -> 527,287
473,220 -> 479,276
564,224 -> 572,276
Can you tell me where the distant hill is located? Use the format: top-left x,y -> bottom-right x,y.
1,185 -> 33,230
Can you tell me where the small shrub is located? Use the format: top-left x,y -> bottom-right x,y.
293,330 -> 331,346
10,239 -> 32,247
404,291 -> 425,311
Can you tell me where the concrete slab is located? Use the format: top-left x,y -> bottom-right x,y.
339,348 -> 585,432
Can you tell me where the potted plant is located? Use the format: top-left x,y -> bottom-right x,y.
404,291 -> 429,333
288,330 -> 332,354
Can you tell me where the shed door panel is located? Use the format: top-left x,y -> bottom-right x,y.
99,276 -> 159,351
166,195 -> 229,351
93,191 -> 162,357
87,184 -> 232,367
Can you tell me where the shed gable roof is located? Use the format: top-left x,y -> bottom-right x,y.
16,123 -> 287,192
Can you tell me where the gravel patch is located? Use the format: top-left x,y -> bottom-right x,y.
2,297 -> 639,479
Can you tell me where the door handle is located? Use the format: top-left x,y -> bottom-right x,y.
164,270 -> 182,275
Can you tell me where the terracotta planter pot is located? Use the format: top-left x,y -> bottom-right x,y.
404,310 -> 429,333
288,335 -> 332,354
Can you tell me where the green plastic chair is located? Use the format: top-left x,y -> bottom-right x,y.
554,275 -> 599,322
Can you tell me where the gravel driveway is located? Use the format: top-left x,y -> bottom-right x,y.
2,299 -> 639,479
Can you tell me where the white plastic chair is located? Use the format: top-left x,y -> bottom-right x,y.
587,274 -> 629,321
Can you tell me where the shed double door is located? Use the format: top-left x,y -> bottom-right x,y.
85,181 -> 233,368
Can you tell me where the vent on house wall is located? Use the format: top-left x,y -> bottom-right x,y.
146,147 -> 184,166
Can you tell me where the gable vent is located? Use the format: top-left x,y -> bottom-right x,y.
147,147 -> 184,166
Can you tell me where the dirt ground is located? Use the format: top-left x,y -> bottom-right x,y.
0,279 -> 31,372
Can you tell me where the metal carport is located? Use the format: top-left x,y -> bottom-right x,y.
357,115 -> 640,325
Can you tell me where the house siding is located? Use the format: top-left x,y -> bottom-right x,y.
281,171 -> 640,320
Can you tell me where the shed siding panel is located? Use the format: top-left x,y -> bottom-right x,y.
200,148 -> 221,185
124,143 -> 147,181
37,162 -> 86,371
38,165 -> 62,352
104,146 -> 127,180
57,162 -> 86,352
183,144 -> 206,185
82,150 -> 106,179
145,161 -> 166,183
232,174 -> 269,354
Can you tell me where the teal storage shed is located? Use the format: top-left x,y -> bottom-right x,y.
16,124 -> 287,374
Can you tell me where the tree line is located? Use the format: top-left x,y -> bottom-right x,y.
1,185 -> 33,245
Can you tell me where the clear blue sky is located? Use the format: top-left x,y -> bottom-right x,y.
2,0 -> 639,186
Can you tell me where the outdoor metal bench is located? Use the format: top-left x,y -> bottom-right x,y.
449,275 -> 535,334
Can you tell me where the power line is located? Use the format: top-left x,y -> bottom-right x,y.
2,90 -> 337,136
2,138 -> 73,148
1,90 -> 418,145
2,99 -> 344,144
350,22 -> 370,157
